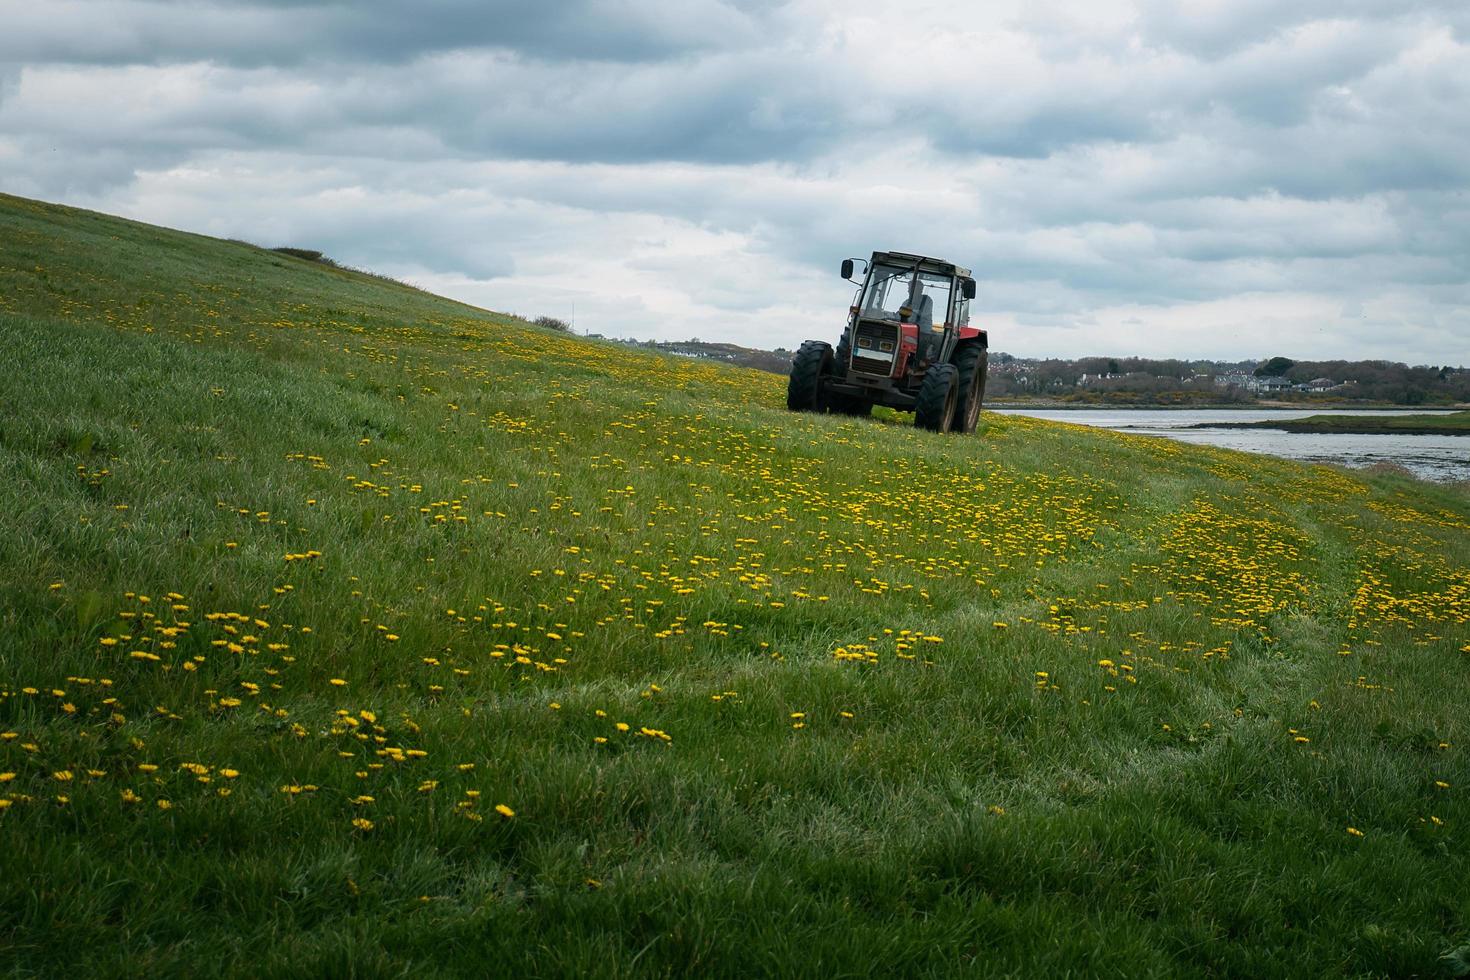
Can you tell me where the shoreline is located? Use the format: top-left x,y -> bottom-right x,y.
988,402 -> 1467,412
1193,410 -> 1470,436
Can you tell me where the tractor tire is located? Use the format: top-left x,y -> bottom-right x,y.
787,340 -> 832,412
949,343 -> 988,434
835,334 -> 852,369
914,363 -> 959,433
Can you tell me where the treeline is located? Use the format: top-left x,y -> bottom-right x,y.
614,338 -> 1468,406
1260,358 -> 1469,405
987,353 -> 1245,403
988,352 -> 1469,405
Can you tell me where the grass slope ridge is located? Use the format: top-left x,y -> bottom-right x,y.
1,192 -> 1468,977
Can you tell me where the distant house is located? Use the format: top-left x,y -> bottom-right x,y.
1254,375 -> 1294,392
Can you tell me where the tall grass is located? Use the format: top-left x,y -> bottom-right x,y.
1,191 -> 1467,977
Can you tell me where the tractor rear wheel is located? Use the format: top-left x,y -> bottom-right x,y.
950,344 -> 988,434
914,363 -> 959,432
787,340 -> 833,412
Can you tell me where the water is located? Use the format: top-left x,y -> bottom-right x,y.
991,408 -> 1468,482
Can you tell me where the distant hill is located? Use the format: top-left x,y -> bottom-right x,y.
593,337 -> 795,375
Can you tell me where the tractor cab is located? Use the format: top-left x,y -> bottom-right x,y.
788,250 -> 988,434
854,259 -> 963,360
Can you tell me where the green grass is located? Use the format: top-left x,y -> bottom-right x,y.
1,190 -> 1468,978
1216,411 -> 1470,435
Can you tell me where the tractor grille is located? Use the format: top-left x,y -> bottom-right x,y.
850,320 -> 899,376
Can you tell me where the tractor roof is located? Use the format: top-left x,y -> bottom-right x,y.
872,250 -> 972,280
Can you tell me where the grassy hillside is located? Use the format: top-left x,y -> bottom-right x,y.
1,191 -> 1467,977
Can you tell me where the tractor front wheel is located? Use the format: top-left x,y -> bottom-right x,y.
787,340 -> 833,412
914,363 -> 959,432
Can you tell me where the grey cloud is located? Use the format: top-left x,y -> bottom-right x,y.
6,2 -> 1454,176
936,18 -> 1423,161
0,0 -> 770,67
0,48 -> 842,177
935,104 -> 1159,159
1134,0 -> 1467,59
314,215 -> 516,281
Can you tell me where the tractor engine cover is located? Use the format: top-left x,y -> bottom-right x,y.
849,320 -> 901,377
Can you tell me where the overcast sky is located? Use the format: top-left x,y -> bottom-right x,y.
3,0 -> 1468,362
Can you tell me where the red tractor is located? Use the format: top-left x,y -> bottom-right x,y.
787,251 -> 988,433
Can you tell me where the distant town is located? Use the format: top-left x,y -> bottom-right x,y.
582,334 -> 1468,407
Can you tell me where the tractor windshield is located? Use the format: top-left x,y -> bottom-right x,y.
860,265 -> 953,330
860,265 -> 914,321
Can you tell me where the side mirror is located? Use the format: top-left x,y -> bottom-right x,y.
840,259 -> 854,280
962,279 -> 977,300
